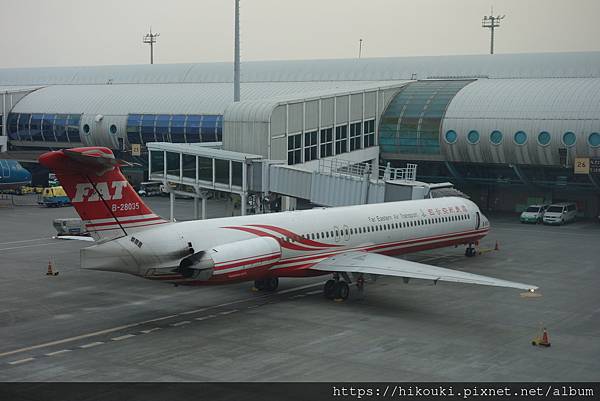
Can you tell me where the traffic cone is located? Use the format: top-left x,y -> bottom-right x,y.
46,259 -> 59,276
46,260 -> 54,276
540,328 -> 551,347
494,241 -> 500,251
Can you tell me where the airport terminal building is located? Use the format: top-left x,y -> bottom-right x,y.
1,52 -> 599,216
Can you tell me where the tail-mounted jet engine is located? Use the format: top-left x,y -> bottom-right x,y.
176,237 -> 281,281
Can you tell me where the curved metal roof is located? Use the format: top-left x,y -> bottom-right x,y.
441,78 -> 600,164
1,51 -> 599,86
10,81 -> 398,116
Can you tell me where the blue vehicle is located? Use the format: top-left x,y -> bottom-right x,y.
0,159 -> 32,190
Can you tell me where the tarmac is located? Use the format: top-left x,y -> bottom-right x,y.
0,196 -> 599,381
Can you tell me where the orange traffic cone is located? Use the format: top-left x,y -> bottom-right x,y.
494,241 -> 500,251
46,259 -> 59,276
540,328 -> 551,347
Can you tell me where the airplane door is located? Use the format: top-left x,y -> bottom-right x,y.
475,211 -> 481,229
333,226 -> 341,242
343,225 -> 350,241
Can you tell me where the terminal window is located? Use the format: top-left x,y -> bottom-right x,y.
350,122 -> 362,151
335,125 -> 348,155
288,133 -> 302,165
320,128 -> 333,157
364,119 -> 375,147
304,131 -> 318,162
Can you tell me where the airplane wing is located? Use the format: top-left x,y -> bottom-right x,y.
310,251 -> 538,291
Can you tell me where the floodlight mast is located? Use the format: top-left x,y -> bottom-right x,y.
234,0 -> 241,102
143,28 -> 160,64
482,13 -> 505,54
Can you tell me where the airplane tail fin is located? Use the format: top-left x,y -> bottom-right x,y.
39,147 -> 168,241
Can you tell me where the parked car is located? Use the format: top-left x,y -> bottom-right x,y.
520,204 -> 549,223
542,202 -> 577,225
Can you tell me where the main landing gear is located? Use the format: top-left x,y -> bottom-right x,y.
254,277 -> 279,292
465,243 -> 477,258
323,277 -> 350,301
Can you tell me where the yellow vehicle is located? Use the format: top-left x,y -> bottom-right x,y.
40,186 -> 70,207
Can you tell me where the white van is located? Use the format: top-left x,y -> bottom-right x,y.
542,202 -> 577,225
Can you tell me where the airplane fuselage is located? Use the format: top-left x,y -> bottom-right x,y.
81,197 -> 490,285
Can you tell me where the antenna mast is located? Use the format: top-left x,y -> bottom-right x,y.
143,28 -> 160,64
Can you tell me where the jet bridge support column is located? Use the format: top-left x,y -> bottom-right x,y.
193,196 -> 199,220
169,191 -> 175,222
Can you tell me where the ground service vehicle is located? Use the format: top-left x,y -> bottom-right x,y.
520,204 -> 548,223
543,202 -> 577,225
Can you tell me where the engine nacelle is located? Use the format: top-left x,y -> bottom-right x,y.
177,237 -> 281,281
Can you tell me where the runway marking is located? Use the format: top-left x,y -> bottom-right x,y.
219,309 -> 238,315
111,334 -> 136,341
0,281 -> 323,359
79,342 -> 104,349
306,290 -> 322,295
170,321 -> 191,327
8,357 -> 35,365
0,242 -> 62,252
180,308 -> 208,315
0,237 -> 52,246
139,328 -> 161,334
195,315 -> 216,321
45,349 -> 71,356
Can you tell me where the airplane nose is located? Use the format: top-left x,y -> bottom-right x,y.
81,240 -> 140,275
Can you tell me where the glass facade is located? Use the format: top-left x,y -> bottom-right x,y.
7,113 -> 82,143
127,113 -> 223,147
379,80 -> 472,155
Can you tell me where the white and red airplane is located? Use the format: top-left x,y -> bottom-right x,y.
39,147 -> 538,300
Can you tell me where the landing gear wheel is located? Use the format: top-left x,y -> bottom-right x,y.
264,277 -> 279,292
254,279 -> 266,291
336,281 -> 350,300
465,246 -> 476,257
324,279 -> 337,299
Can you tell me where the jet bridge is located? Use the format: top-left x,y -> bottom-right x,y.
147,143 -> 457,220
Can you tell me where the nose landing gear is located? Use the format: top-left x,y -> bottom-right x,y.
465,243 -> 477,257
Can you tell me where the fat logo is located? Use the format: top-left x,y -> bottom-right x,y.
72,181 -> 128,202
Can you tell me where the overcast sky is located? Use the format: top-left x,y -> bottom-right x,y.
1,0 -> 599,68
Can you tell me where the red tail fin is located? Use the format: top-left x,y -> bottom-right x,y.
39,147 -> 167,241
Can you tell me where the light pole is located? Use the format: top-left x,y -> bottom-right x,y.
482,13 -> 505,54
234,0 -> 241,102
143,28 -> 160,64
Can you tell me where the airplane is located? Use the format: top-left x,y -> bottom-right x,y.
0,159 -> 32,189
39,147 -> 538,300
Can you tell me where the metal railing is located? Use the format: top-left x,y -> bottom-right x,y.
317,158 -> 417,183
